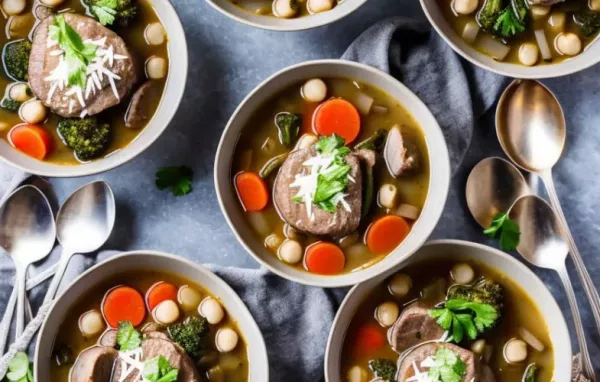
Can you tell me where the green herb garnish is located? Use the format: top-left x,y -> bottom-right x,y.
274,112 -> 302,146
116,321 -> 142,351
314,135 -> 351,213
429,299 -> 498,343
91,0 -> 118,25
143,355 -> 179,382
49,15 -> 97,88
155,166 -> 193,196
6,352 -> 33,382
483,212 -> 520,251
427,347 -> 467,382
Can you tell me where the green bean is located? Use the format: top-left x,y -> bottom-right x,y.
355,129 -> 387,152
259,153 -> 289,179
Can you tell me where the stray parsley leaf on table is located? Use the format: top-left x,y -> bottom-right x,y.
429,299 -> 498,343
156,166 -> 193,196
483,212 -> 520,251
117,320 -> 142,351
6,352 -> 33,382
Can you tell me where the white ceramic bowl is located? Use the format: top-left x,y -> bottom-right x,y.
420,0 -> 600,78
215,60 -> 451,288
0,0 -> 188,177
325,239 -> 572,381
206,0 -> 367,31
35,251 -> 269,381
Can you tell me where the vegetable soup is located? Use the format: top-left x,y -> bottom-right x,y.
341,259 -> 554,381
232,77 -> 430,276
231,0 -> 340,19
438,0 -> 600,66
51,271 -> 249,381
0,0 -> 169,164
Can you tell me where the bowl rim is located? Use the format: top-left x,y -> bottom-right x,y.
420,0 -> 600,79
0,0 -> 189,177
214,59 -> 451,288
324,239 -> 573,381
204,0 -> 368,32
34,250 -> 270,381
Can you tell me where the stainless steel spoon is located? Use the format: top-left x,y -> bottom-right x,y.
0,186 -> 55,337
496,79 -> 600,331
510,195 -> 596,381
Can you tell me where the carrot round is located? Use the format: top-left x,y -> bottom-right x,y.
304,242 -> 345,275
9,124 -> 53,160
235,171 -> 269,212
102,286 -> 146,328
353,323 -> 386,355
145,281 -> 178,311
366,215 -> 411,254
313,98 -> 361,144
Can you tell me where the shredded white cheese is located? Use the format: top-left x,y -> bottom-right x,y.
117,348 -> 145,382
405,357 -> 437,382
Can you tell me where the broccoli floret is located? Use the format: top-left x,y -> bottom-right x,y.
477,0 -> 504,33
2,40 -> 31,82
448,282 -> 504,318
368,359 -> 397,382
274,112 -> 302,146
494,7 -> 526,38
1,98 -> 21,112
574,9 -> 600,37
479,0 -> 528,38
57,117 -> 111,161
87,0 -> 138,27
167,316 -> 209,359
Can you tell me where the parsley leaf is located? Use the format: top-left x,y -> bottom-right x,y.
117,321 -> 142,351
143,355 -> 179,382
427,347 -> 467,382
316,134 -> 345,155
429,299 -> 498,343
6,352 -> 33,382
155,166 -> 194,196
483,212 -> 520,251
92,0 -> 118,26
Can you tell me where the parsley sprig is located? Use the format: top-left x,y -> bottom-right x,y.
313,135 -> 351,213
426,347 -> 467,382
116,321 -> 142,351
429,299 -> 498,343
6,352 -> 33,382
143,355 -> 179,382
91,0 -> 118,25
156,166 -> 194,196
49,15 -> 97,88
483,212 -> 520,251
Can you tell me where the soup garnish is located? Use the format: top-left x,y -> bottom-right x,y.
0,0 -> 169,164
51,272 -> 249,381
341,260 -> 554,381
438,0 -> 600,66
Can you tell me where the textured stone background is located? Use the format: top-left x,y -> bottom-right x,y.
1,0 -> 599,368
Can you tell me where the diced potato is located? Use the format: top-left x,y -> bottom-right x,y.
378,184 -> 398,209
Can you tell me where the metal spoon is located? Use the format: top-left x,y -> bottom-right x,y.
510,195 -> 596,381
0,186 -> 55,338
496,79 -> 600,331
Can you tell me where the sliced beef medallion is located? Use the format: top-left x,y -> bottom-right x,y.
70,346 -> 118,382
97,329 -> 117,348
273,146 -> 362,237
384,126 -> 421,177
397,342 -> 482,382
29,13 -> 139,118
125,81 -> 161,129
387,302 -> 445,352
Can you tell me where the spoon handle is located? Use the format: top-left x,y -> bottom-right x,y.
557,266 -> 596,381
541,171 -> 600,332
14,267 -> 26,338
43,250 -> 74,304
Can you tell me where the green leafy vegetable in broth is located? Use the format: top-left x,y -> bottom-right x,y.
90,0 -> 119,25
524,363 -> 538,382
275,112 -> 302,146
155,166 -> 194,196
143,355 -> 179,382
574,9 -> 600,36
368,359 -> 397,381
477,0 -> 505,33
494,7 -> 526,37
484,212 -> 520,251
355,129 -> 387,152
58,117 -> 111,160
447,282 -> 504,312
2,40 -> 31,82
426,347 -> 467,382
259,152 -> 288,178
1,98 -> 21,112
6,352 -> 33,382
117,321 -> 142,351
87,0 -> 138,27
429,299 -> 498,343
167,316 -> 209,359
49,15 -> 97,88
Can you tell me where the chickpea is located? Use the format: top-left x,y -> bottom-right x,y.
278,239 -> 303,264
19,100 -> 47,124
40,0 -> 65,6
9,83 -> 31,103
453,0 -> 478,15
388,273 -> 412,297
451,263 -> 475,284
504,339 -> 528,363
301,79 -> 327,103
1,0 -> 26,16
215,328 -> 239,353
272,0 -> 297,18
555,33 -> 582,56
199,297 -> 225,325
145,23 -> 166,46
78,310 -> 105,338
153,300 -> 180,325
307,0 -> 334,14
145,56 -> 167,80
375,301 -> 400,327
590,0 -> 600,11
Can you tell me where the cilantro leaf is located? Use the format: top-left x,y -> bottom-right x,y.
6,352 -> 33,382
92,4 -> 117,25
427,347 -> 467,382
483,212 -> 520,251
117,321 -> 142,351
143,355 -> 179,382
155,166 -> 194,196
316,134 -> 345,155
429,299 -> 498,343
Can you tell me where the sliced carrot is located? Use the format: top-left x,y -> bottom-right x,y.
304,242 -> 345,275
366,215 -> 411,254
102,286 -> 146,328
10,124 -> 53,160
353,323 -> 386,355
145,281 -> 178,311
313,98 -> 361,144
302,102 -> 318,135
235,171 -> 269,212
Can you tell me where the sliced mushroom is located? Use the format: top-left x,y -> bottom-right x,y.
383,125 -> 421,177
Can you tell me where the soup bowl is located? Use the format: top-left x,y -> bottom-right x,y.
420,0 -> 600,78
325,239 -> 572,381
206,0 -> 367,31
215,59 -> 450,288
0,0 -> 188,177
35,250 -> 269,381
